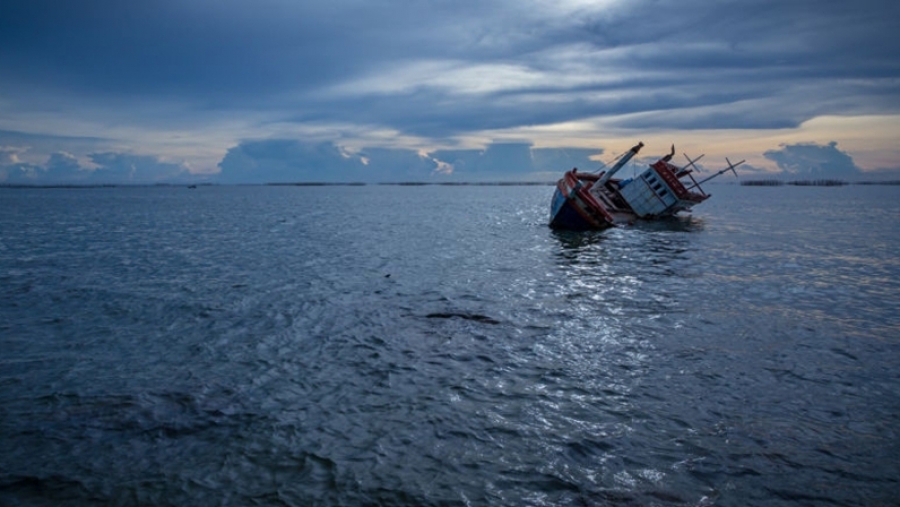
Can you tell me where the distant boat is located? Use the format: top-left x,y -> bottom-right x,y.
549,142 -> 743,230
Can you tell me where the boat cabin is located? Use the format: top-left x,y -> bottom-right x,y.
616,160 -> 708,218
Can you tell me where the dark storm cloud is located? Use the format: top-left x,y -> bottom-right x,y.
0,0 -> 490,100
324,0 -> 899,134
1,0 -> 898,183
2,0 -> 896,135
1,1 -> 349,97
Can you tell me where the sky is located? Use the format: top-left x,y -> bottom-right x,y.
1,0 -> 899,184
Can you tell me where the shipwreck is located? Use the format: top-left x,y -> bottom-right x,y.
549,142 -> 744,230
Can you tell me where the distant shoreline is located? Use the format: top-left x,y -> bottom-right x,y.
0,181 -> 556,188
3,180 -> 899,189
741,179 -> 900,186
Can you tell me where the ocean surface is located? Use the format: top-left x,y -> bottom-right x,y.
1,183 -> 898,506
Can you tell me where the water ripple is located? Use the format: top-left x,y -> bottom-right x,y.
1,185 -> 898,506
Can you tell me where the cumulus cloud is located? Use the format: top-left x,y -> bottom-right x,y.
428,144 -> 601,179
219,140 -> 366,183
0,147 -> 41,183
432,144 -> 536,178
216,139 -> 605,183
0,147 -> 191,185
87,153 -> 190,183
218,140 -> 442,183
0,146 -> 25,165
0,146 -> 48,183
763,142 -> 862,178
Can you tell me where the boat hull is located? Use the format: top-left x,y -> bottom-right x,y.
548,171 -> 616,230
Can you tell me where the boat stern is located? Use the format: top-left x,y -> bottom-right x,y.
549,170 -> 616,230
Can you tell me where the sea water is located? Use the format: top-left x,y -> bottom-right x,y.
1,184 -> 898,506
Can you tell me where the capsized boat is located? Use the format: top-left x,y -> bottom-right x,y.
549,142 -> 744,230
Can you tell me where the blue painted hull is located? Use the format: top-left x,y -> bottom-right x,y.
548,172 -> 615,230
549,187 -> 595,230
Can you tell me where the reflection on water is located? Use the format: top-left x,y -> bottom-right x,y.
630,214 -> 705,233
550,229 -> 607,256
551,214 -> 703,253
551,216 -> 699,282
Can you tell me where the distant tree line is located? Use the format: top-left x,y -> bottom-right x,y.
741,179 -> 900,187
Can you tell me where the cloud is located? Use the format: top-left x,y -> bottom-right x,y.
87,152 -> 190,183
3,0 -> 897,134
0,146 -> 191,185
431,143 -> 536,178
0,146 -> 26,165
217,139 -> 605,183
218,139 -> 440,183
0,0 -> 898,181
41,152 -> 87,182
763,142 -> 862,178
298,0 -> 900,136
356,147 -> 445,181
0,147 -> 42,183
420,144 -> 603,180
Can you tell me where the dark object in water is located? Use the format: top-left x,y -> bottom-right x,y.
426,312 -> 500,324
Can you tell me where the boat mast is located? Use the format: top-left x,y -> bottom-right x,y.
597,142 -> 644,185
686,157 -> 745,190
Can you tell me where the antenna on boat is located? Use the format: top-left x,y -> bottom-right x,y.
725,157 -> 741,177
688,158 -> 745,189
680,153 -> 705,173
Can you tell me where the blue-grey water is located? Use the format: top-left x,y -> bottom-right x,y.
1,184 -> 898,506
